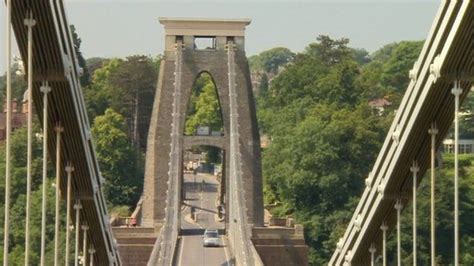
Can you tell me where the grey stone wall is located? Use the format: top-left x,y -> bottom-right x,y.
142,40 -> 263,228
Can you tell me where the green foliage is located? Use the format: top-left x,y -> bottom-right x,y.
379,41 -> 423,90
0,27 -> 153,265
0,124 -> 67,265
258,73 -> 269,98
0,71 -> 27,111
84,58 -> 121,120
249,47 -> 295,74
109,205 -> 132,217
256,36 -> 425,265
305,35 -> 353,66
85,57 -> 108,78
184,72 -> 223,135
183,72 -> 223,164
262,104 -> 387,264
460,92 -> 474,138
355,40 -> 424,105
385,154 -> 474,265
91,108 -> 143,207
260,38 -> 371,111
84,55 -> 158,150
257,37 -> 474,265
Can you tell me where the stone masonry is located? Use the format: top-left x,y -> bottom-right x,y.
141,18 -> 264,229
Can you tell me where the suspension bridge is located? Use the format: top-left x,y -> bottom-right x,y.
1,0 -> 473,265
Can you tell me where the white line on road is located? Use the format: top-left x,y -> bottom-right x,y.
177,237 -> 185,266
223,237 -> 230,266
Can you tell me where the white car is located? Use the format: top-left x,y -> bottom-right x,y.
203,229 -> 220,247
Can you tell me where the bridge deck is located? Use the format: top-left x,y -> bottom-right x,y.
177,173 -> 229,266
332,0 -> 473,264
10,0 -> 120,264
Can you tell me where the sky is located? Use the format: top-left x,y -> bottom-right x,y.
1,0 -> 439,73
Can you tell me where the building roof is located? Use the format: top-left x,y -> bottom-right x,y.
368,98 -> 392,108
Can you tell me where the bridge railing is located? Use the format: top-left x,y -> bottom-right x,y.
226,40 -> 264,266
331,0 -> 473,265
3,0 -> 121,265
146,40 -> 184,266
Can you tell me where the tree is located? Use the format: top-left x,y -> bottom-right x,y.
256,36 -> 423,264
0,123 -> 64,265
380,41 -> 424,91
83,58 -> 121,120
84,56 -> 158,151
184,73 -> 223,135
262,103 -> 386,264
249,47 -> 295,74
91,108 -> 142,207
85,57 -> 108,77
264,36 -> 362,110
385,154 -> 474,265
355,40 -> 424,107
0,68 -> 27,111
258,73 -> 269,98
183,73 -> 224,164
106,56 -> 157,148
460,92 -> 474,138
305,35 -> 352,66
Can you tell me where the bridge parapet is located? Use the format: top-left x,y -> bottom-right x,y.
331,1 -> 473,264
251,226 -> 309,266
183,135 -> 227,150
4,0 -> 122,265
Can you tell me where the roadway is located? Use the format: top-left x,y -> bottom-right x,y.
175,173 -> 230,266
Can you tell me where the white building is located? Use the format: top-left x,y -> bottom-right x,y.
443,139 -> 474,154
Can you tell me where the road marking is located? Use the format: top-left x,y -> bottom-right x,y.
177,237 -> 185,266
223,237 -> 230,266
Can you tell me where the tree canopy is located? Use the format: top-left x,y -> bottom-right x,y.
254,35 -> 474,264
84,55 -> 159,150
184,72 -> 223,135
249,47 -> 295,74
92,108 -> 143,207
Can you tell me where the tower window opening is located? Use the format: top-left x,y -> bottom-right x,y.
194,36 -> 216,50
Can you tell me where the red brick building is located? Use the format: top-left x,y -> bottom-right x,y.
0,92 -> 29,140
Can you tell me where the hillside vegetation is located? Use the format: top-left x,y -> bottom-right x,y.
252,35 -> 474,264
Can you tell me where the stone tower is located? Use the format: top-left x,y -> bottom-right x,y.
142,18 -> 264,228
